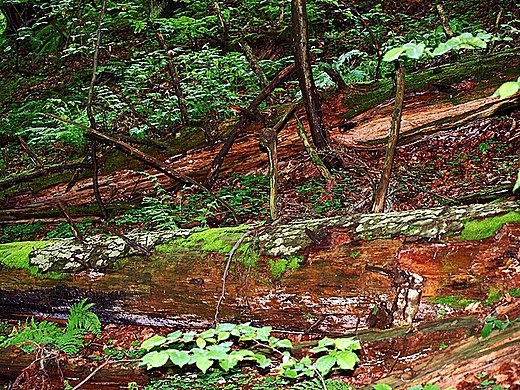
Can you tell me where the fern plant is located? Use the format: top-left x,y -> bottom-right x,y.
0,298 -> 101,354
291,378 -> 354,390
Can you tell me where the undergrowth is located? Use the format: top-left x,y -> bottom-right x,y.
0,298 -> 101,354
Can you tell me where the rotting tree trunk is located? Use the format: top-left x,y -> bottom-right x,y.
2,202 -> 520,387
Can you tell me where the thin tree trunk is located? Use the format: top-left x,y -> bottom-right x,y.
239,41 -> 268,89
291,0 -> 342,170
259,128 -> 278,220
372,62 -> 406,213
87,0 -> 109,220
436,3 -> 454,38
295,116 -> 331,180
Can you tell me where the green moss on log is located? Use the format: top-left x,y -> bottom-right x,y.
0,241 -> 66,279
459,211 -> 520,240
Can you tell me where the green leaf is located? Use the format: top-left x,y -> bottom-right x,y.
256,326 -> 272,341
166,330 -> 182,343
433,42 -> 450,56
199,329 -> 216,339
206,349 -> 229,360
196,337 -> 206,349
141,351 -> 169,369
513,170 -> 520,193
423,384 -> 442,390
141,335 -> 167,351
253,353 -> 272,368
314,354 -> 336,375
336,350 -> 360,370
182,331 -> 197,343
283,368 -> 299,378
481,322 -> 494,338
403,42 -> 425,59
219,356 -> 239,371
274,339 -> 293,349
215,323 -> 237,332
493,81 -> 519,99
372,385 -> 392,390
196,355 -> 213,373
167,349 -> 191,368
217,331 -> 230,342
334,337 -> 360,351
383,47 -> 406,62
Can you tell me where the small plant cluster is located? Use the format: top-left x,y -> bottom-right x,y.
0,299 -> 101,354
481,315 -> 520,339
140,322 -> 360,380
116,173 -> 270,229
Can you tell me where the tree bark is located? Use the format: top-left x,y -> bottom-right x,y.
372,62 -> 405,213
291,0 -> 342,170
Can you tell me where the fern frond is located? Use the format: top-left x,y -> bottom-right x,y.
66,298 -> 102,337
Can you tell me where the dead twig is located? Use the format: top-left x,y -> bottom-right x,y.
214,229 -> 254,324
72,359 -> 140,390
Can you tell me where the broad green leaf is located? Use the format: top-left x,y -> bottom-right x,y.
141,351 -> 169,369
182,331 -> 197,343
167,349 -> 190,368
481,322 -> 494,338
274,339 -> 293,349
253,353 -> 272,368
513,170 -> 520,193
215,323 -> 237,332
383,47 -> 406,62
493,81 -> 519,99
199,329 -> 216,339
315,354 -> 336,375
283,368 -> 299,378
217,331 -> 230,341
141,335 -> 167,351
372,385 -> 392,390
407,386 -> 424,390
196,355 -> 213,373
433,42 -> 450,56
445,37 -> 461,49
196,337 -> 206,349
206,349 -> 229,360
336,350 -> 360,370
335,337 -> 360,351
256,326 -> 272,341
467,37 -> 487,48
166,330 -> 182,343
404,42 -> 425,59
219,356 -> 239,371
459,32 -> 473,40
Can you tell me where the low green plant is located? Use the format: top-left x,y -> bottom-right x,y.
46,219 -> 94,239
481,315 -> 520,339
428,295 -> 478,309
269,255 -> 303,281
459,212 -> 520,240
0,299 -> 101,354
140,323 -> 360,379
1,221 -> 43,242
291,378 -> 354,390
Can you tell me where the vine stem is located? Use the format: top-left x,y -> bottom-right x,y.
72,359 -> 140,390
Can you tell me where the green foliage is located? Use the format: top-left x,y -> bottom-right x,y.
0,299 -> 101,354
269,255 -> 303,281
140,323 -> 360,379
46,219 -> 94,239
0,221 -> 42,242
0,240 -> 53,277
481,315 -> 520,339
428,295 -> 478,309
383,32 -> 493,62
493,77 -> 520,99
116,173 -> 269,229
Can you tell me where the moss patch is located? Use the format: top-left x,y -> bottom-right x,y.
156,225 -> 250,254
428,295 -> 478,309
459,211 -> 520,240
0,241 -> 65,279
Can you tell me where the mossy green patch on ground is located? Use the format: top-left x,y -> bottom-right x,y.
268,255 -> 303,281
429,295 -> 479,309
156,225 -> 250,255
459,211 -> 520,240
0,241 -> 65,279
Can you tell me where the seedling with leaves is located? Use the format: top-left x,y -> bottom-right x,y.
140,323 -> 361,380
